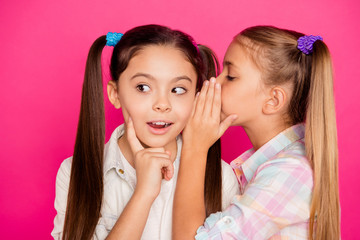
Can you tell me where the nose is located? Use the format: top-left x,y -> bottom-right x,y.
153,94 -> 171,112
216,72 -> 225,85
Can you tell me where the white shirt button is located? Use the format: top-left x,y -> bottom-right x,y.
223,216 -> 233,224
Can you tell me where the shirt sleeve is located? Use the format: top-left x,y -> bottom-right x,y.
221,160 -> 240,210
196,157 -> 313,240
51,158 -> 71,240
51,158 -> 109,240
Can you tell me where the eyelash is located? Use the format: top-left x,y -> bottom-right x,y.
136,84 -> 150,92
226,75 -> 235,81
136,85 -> 187,95
172,87 -> 187,94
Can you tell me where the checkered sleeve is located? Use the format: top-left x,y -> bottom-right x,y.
196,157 -> 313,239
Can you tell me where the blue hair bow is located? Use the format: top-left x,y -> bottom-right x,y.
106,32 -> 124,47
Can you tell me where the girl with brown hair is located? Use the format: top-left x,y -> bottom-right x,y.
51,24 -> 239,240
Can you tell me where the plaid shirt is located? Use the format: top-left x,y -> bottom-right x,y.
196,124 -> 313,239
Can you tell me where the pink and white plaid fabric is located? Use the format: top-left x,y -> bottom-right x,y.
196,124 -> 313,239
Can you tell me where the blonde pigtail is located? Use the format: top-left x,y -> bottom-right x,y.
305,40 -> 340,240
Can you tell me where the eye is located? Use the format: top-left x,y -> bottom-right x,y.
172,87 -> 187,95
136,84 -> 150,92
226,75 -> 235,81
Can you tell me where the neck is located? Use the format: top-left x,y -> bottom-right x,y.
118,131 -> 178,168
243,119 -> 291,151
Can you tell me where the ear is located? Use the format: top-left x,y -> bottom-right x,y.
262,86 -> 287,115
107,81 -> 121,109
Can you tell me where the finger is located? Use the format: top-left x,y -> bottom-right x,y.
126,117 -> 144,153
219,114 -> 238,137
194,80 -> 209,117
165,150 -> 172,158
144,152 -> 172,160
190,92 -> 200,118
164,168 -> 173,181
203,78 -> 216,117
160,159 -> 174,181
212,82 -> 222,119
162,151 -> 172,180
143,148 -> 166,153
161,167 -> 172,180
161,168 -> 167,179
147,155 -> 172,181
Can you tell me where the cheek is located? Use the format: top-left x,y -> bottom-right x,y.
221,85 -> 248,115
120,97 -> 148,122
173,96 -> 194,122
221,86 -> 234,110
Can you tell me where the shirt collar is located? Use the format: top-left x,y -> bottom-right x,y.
231,123 -> 305,183
103,124 -> 126,175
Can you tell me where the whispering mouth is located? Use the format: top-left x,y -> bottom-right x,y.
147,121 -> 173,129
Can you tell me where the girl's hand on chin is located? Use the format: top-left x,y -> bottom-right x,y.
183,78 -> 237,152
127,117 -> 174,201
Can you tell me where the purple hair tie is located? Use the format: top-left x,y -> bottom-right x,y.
106,32 -> 123,47
297,35 -> 323,55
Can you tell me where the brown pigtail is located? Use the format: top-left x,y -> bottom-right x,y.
62,35 -> 107,240
197,45 -> 223,216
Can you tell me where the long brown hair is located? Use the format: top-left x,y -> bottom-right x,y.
236,26 -> 340,239
62,24 -> 222,239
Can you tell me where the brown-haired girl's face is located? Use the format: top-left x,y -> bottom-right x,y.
217,41 -> 268,128
114,45 -> 197,148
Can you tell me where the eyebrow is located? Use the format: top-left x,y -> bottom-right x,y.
223,60 -> 233,67
131,73 -> 193,83
131,73 -> 155,80
172,75 -> 193,83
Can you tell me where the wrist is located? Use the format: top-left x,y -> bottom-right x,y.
182,143 -> 209,157
180,145 -> 208,175
133,187 -> 158,204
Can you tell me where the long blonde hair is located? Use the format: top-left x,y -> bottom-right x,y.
236,26 -> 340,239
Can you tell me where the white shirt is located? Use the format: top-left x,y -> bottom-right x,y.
51,124 -> 240,240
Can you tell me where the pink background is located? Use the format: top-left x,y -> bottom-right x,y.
1,0 -> 359,238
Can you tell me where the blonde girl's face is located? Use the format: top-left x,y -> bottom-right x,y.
217,41 -> 268,127
116,45 -> 197,148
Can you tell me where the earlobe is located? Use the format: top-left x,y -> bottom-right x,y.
263,87 -> 286,114
107,81 -> 121,109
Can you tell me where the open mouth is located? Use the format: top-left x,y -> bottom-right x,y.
147,121 -> 173,129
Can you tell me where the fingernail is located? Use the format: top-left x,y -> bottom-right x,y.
216,83 -> 221,89
204,81 -> 209,86
196,92 -> 200,96
210,78 -> 216,83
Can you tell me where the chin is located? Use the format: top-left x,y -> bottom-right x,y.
141,137 -> 174,149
